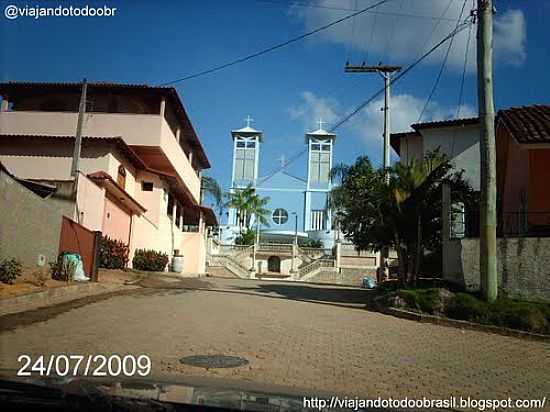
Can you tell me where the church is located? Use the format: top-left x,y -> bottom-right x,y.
222,116 -> 337,249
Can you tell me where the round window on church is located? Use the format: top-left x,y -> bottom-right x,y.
272,208 -> 288,225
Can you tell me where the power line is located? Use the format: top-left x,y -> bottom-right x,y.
261,20 -> 474,178
330,19 -> 474,132
249,0 -> 458,21
456,19 -> 473,118
416,0 -> 469,123
158,0 -> 393,86
417,0 -> 454,60
451,20 -> 474,158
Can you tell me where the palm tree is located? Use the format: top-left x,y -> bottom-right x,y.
225,185 -> 270,233
201,175 -> 225,222
389,150 -> 447,284
328,150 -> 460,286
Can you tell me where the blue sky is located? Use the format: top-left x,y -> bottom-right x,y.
1,0 -> 549,199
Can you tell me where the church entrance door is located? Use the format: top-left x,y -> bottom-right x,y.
267,256 -> 281,273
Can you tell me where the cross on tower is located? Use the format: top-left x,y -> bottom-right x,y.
317,118 -> 327,130
244,115 -> 254,128
277,154 -> 288,168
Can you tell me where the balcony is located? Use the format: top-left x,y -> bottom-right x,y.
0,110 -> 201,203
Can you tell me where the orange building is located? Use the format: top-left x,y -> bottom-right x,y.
496,105 -> 550,235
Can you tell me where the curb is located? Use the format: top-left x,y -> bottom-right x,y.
0,282 -> 128,317
376,306 -> 550,342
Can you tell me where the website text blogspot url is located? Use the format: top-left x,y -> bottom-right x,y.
303,395 -> 547,411
4,4 -> 117,20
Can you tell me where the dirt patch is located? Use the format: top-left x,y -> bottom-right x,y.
0,266 -> 67,299
97,268 -> 143,285
0,288 -> 160,331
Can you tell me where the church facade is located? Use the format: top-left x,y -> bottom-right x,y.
223,117 -> 337,248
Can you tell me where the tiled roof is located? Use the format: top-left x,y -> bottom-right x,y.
0,81 -> 210,168
497,105 -> 550,144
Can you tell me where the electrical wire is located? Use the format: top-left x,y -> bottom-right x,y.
330,19 -> 474,132
416,0 -> 469,123
450,20 -> 474,158
158,0 -> 393,86
249,0 -> 458,21
260,19 -> 475,178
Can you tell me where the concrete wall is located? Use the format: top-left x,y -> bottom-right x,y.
307,268 -> 376,287
102,194 -> 132,244
443,237 -> 550,302
0,111 -> 201,202
398,134 -> 423,164
0,169 -> 73,266
75,173 -> 105,231
421,124 -> 481,191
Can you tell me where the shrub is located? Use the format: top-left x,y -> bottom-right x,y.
31,269 -> 50,287
397,288 -> 442,314
235,229 -> 255,246
0,257 -> 23,284
99,236 -> 129,269
132,249 -> 169,272
301,239 -> 323,248
49,254 -> 77,282
445,293 -> 490,321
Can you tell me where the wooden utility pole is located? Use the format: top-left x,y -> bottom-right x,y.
71,78 -> 88,177
477,0 -> 498,302
345,64 -> 401,181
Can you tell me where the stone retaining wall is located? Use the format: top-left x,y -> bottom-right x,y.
443,237 -> 550,302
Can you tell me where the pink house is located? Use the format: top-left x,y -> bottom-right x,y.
0,81 -> 216,273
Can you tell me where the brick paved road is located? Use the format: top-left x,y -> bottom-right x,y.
1,277 -> 548,406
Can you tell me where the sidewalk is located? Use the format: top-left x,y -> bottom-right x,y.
0,268 -> 204,317
0,282 -> 134,317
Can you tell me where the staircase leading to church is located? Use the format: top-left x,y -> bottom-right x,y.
207,239 -> 338,280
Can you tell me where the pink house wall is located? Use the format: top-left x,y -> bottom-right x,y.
102,195 -> 132,244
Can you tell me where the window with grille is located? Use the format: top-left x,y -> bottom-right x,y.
309,142 -> 331,183
310,210 -> 325,231
272,208 -> 288,225
234,139 -> 256,180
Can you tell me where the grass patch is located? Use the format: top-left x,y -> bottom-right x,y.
397,289 -> 442,314
376,286 -> 550,335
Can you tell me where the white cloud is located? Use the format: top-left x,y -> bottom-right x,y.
287,91 -> 341,130
288,90 -> 476,148
494,9 -> 527,66
290,0 -> 526,69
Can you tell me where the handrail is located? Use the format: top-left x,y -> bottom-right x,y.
298,258 -> 335,277
209,255 -> 250,278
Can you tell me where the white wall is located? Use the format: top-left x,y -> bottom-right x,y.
421,124 -> 480,190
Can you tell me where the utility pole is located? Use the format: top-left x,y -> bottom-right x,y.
477,0 -> 498,302
346,63 -> 400,278
345,63 -> 401,181
71,78 -> 88,177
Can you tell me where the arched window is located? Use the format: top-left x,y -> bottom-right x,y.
117,165 -> 126,189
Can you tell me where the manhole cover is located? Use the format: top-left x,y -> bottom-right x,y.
179,355 -> 249,369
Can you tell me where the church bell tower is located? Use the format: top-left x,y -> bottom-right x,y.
305,119 -> 336,238
231,115 -> 262,189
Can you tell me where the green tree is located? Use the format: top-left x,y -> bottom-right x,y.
201,175 -> 224,219
225,184 -> 270,233
330,150 -> 476,285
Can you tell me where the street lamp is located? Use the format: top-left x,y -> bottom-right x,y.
292,212 -> 298,245
291,212 -> 297,274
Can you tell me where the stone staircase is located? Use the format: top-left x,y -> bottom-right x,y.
207,240 -> 337,281
298,257 -> 338,281
207,254 -> 251,279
